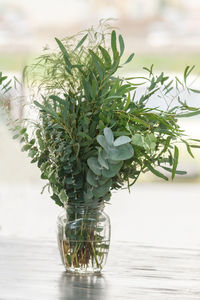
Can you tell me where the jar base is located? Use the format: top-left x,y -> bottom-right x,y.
64,266 -> 102,274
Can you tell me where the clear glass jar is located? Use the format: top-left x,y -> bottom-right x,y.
57,202 -> 111,274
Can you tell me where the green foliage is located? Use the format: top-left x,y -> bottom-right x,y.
0,72 -> 13,118
13,23 -> 200,207
6,24 -> 200,271
0,72 -> 12,94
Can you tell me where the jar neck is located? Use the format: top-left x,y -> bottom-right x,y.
64,202 -> 105,214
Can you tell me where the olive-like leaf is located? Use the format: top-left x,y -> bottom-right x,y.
59,189 -> 68,204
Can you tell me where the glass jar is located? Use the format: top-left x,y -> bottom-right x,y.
57,202 -> 111,274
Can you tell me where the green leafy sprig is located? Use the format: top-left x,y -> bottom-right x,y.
12,24 -> 200,207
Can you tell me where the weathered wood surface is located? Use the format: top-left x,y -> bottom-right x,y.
1,238 -> 200,300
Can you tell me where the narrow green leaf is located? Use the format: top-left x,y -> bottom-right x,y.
91,78 -> 98,98
177,110 -> 200,118
111,30 -> 117,59
49,95 -> 65,105
145,161 -> 168,181
55,38 -> 72,74
124,92 -> 130,110
172,146 -> 179,180
143,64 -> 154,76
3,86 -> 11,94
34,101 -> 45,110
82,79 -> 91,100
34,101 -> 59,119
116,84 -> 134,96
119,34 -> 125,57
124,53 -> 135,65
163,79 -> 173,91
139,88 -> 160,104
0,75 -> 7,83
184,65 -> 195,85
66,255 -> 72,265
161,166 -> 187,175
89,50 -> 104,80
161,136 -> 171,154
190,138 -> 200,142
189,88 -> 200,94
129,116 -> 150,128
74,33 -> 88,51
190,145 -> 200,148
2,79 -> 12,90
77,132 -> 93,141
175,76 -> 184,87
164,87 -> 173,95
99,46 -> 112,67
106,95 -> 122,100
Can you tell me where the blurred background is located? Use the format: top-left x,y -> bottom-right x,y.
1,0 -> 200,71
0,0 -> 200,248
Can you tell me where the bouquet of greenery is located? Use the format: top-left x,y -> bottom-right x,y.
6,22 -> 200,271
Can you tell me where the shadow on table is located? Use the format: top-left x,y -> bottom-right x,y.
58,272 -> 107,300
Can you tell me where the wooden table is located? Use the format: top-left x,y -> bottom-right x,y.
1,237 -> 200,300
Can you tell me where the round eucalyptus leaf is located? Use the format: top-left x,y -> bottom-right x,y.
104,127 -> 114,146
87,157 -> 102,176
102,161 -> 123,178
98,149 -> 109,169
93,179 -> 112,198
132,134 -> 144,148
86,169 -> 98,187
113,136 -> 131,146
109,144 -> 134,161
97,135 -> 109,151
